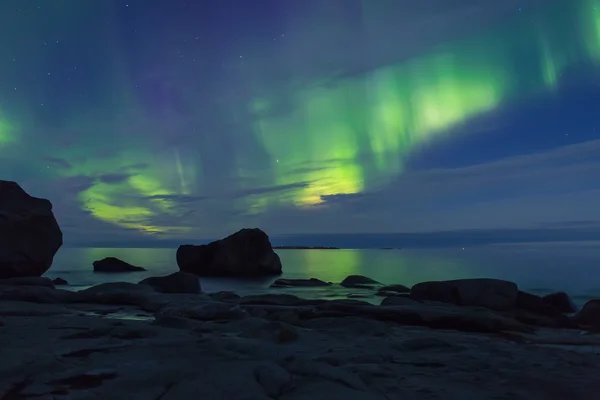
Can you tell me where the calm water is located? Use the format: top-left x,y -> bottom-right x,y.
46,243 -> 600,305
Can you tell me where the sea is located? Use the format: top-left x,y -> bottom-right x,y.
47,242 -> 600,307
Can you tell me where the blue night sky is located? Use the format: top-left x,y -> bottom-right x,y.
1,0 -> 600,245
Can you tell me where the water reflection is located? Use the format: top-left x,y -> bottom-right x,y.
48,246 -> 600,303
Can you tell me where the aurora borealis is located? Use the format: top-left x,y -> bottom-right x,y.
2,0 -> 600,244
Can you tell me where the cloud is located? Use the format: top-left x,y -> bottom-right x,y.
43,157 -> 72,170
144,194 -> 208,202
251,139 -> 600,234
97,173 -> 134,184
232,182 -> 311,198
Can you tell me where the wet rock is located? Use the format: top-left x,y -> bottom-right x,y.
340,275 -> 381,288
176,228 -> 282,278
543,292 -> 578,314
0,180 -> 63,279
139,271 -> 201,294
93,257 -> 146,272
270,278 -> 331,288
410,278 -> 519,311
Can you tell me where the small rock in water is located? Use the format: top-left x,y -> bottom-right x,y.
340,275 -> 381,288
270,278 -> 331,288
139,271 -> 201,294
92,257 -> 146,273
542,292 -> 578,314
52,277 -> 68,286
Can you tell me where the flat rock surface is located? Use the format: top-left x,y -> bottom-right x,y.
1,299 -> 600,399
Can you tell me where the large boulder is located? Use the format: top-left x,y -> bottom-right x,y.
410,278 -> 519,311
0,181 -> 63,279
176,228 -> 282,277
573,299 -> 600,328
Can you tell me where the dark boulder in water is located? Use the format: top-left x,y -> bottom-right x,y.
340,275 -> 381,288
93,257 -> 146,273
176,228 -> 282,278
52,277 -> 68,286
542,292 -> 578,314
0,181 -> 63,279
139,271 -> 201,294
410,278 -> 519,311
573,299 -> 600,328
270,278 -> 331,288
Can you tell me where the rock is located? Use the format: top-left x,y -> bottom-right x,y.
159,302 -> 247,321
270,278 -> 331,288
238,294 -> 307,306
253,364 -> 293,397
77,282 -> 168,311
410,278 -> 519,311
51,277 -> 68,285
208,291 -> 241,302
176,228 -> 282,277
377,284 -> 410,294
542,292 -> 578,314
340,275 -> 381,288
0,284 -> 81,303
0,181 -> 63,279
139,272 -> 201,294
92,257 -> 146,272
573,299 -> 600,327
82,282 -> 155,294
240,320 -> 299,343
397,336 -> 462,351
380,296 -> 418,306
0,277 -> 55,288
516,291 -> 562,317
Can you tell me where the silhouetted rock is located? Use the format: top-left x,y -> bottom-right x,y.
139,272 -> 201,294
340,275 -> 381,288
0,277 -> 54,288
93,257 -> 146,273
516,291 -> 562,317
573,299 -> 600,328
0,181 -> 63,279
410,278 -> 519,311
270,278 -> 331,288
52,277 -> 68,286
542,292 -> 578,313
176,228 -> 282,277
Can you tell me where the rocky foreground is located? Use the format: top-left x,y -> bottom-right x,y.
1,277 -> 600,399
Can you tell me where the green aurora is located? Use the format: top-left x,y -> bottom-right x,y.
1,1 -> 599,236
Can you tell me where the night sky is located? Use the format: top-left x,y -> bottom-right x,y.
2,0 -> 600,244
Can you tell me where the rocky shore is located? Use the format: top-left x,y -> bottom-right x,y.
1,275 -> 600,399
2,180 -> 600,398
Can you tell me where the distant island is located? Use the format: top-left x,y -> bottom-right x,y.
274,245 -> 340,250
